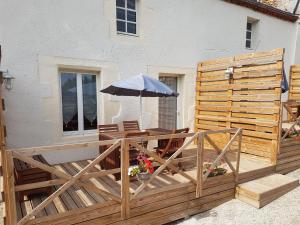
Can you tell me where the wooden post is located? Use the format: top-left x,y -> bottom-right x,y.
196,132 -> 204,198
121,139 -> 130,220
5,150 -> 17,225
235,129 -> 242,183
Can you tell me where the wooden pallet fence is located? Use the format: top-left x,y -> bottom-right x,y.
288,65 -> 300,103
195,48 -> 284,164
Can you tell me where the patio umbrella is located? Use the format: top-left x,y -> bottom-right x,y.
100,74 -> 179,129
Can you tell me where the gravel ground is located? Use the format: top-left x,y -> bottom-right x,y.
173,169 -> 300,225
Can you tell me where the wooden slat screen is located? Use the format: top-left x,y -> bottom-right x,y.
288,65 -> 300,102
195,48 -> 284,163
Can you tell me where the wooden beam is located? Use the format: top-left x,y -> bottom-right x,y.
196,132 -> 204,198
5,151 -> 17,225
235,129 -> 242,183
121,139 -> 130,220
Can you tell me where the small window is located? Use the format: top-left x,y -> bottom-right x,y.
60,71 -> 98,134
116,0 -> 137,35
245,18 -> 258,49
245,22 -> 252,49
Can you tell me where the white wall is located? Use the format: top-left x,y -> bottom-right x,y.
0,0 -> 298,163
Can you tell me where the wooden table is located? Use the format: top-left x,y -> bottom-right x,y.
14,155 -> 52,201
99,128 -> 172,180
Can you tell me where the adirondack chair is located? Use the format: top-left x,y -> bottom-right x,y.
123,120 -> 140,131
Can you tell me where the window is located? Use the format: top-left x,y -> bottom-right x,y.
60,72 -> 98,134
116,0 -> 137,35
245,17 -> 259,49
245,22 -> 252,49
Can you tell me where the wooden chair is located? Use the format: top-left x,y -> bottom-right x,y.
98,124 -> 119,133
14,155 -> 52,201
123,120 -> 140,131
156,128 -> 189,169
125,131 -> 150,165
98,124 -> 120,177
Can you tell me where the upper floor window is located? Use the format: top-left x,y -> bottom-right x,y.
245,17 -> 259,49
245,22 -> 253,49
116,0 -> 137,35
60,71 -> 98,135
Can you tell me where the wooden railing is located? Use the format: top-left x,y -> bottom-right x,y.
281,102 -> 300,141
3,128 -> 242,225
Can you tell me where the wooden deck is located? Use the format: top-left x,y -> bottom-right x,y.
14,150 -> 272,224
14,167 -> 235,225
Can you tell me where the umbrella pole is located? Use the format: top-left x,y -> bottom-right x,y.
139,95 -> 143,130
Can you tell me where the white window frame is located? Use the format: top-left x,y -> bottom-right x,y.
60,71 -> 98,136
245,22 -> 253,49
116,0 -> 138,36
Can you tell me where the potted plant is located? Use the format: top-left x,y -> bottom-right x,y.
128,153 -> 154,181
281,128 -> 299,139
203,162 -> 227,177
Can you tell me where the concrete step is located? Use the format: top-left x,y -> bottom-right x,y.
236,173 -> 299,208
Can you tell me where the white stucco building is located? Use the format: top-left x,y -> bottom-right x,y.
1,0 -> 300,163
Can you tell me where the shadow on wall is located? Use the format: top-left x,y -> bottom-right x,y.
112,99 -> 153,129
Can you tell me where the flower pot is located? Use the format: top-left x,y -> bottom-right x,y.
136,172 -> 150,181
204,167 -> 227,177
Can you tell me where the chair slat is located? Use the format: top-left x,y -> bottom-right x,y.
123,120 -> 140,131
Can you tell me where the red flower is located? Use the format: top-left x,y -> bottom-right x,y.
144,159 -> 154,174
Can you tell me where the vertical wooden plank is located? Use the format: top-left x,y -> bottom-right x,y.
195,64 -> 202,133
121,139 -> 130,220
226,63 -> 234,144
5,151 -> 17,225
196,132 -> 204,198
272,60 -> 283,165
277,103 -> 283,155
235,129 -> 242,183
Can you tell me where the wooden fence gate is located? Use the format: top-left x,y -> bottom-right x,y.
195,48 -> 284,164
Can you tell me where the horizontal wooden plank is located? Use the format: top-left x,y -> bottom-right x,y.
197,94 -> 279,102
196,81 -> 281,92
196,115 -> 277,127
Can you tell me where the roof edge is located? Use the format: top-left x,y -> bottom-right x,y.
223,0 -> 298,22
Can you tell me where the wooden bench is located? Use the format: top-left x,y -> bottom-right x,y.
14,155 -> 52,201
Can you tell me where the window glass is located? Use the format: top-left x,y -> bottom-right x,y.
246,40 -> 251,48
117,8 -> 126,20
246,31 -> 251,39
127,10 -> 136,22
117,21 -> 126,32
116,0 -> 125,7
247,22 -> 252,31
127,22 -> 136,34
127,0 -> 136,9
82,74 -> 97,130
61,73 -> 78,132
